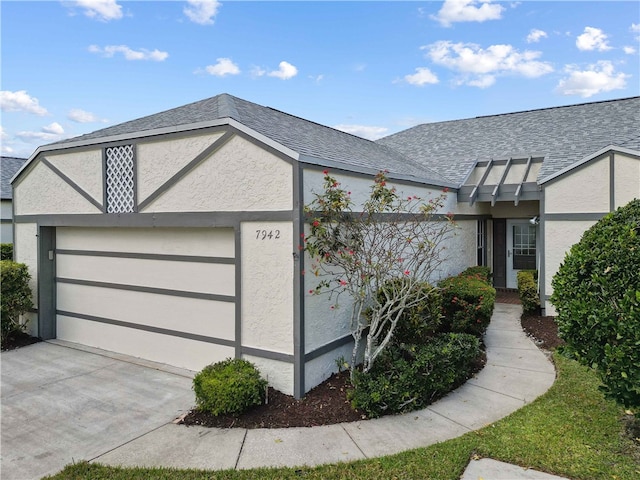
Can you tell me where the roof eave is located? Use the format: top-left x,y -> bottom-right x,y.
538,145 -> 640,185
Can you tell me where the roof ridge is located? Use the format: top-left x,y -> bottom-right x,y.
217,93 -> 241,121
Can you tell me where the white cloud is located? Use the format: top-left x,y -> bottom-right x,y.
184,0 -> 220,25
204,58 -> 240,77
68,108 -> 106,123
251,66 -> 267,77
268,61 -> 298,80
631,23 -> 640,41
623,46 -> 636,55
89,44 -> 168,61
432,0 -> 504,27
333,124 -> 389,140
556,61 -> 629,97
72,0 -> 123,21
422,41 -> 553,87
576,27 -> 612,51
527,29 -> 548,43
404,67 -> 439,86
0,90 -> 49,116
42,122 -> 64,135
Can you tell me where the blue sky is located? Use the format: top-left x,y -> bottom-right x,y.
1,1 -> 639,158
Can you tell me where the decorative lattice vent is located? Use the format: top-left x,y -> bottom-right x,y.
105,145 -> 135,213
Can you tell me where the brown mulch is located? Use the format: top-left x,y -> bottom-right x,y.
180,369 -> 364,429
520,313 -> 565,350
1,331 -> 41,352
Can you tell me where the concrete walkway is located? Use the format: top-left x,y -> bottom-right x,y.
93,303 -> 560,477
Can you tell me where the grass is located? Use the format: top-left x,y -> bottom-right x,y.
46,353 -> 639,480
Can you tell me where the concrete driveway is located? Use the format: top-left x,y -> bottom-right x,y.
1,340 -> 194,480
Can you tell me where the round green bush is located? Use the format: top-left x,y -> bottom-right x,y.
439,275 -> 496,336
374,277 -> 442,346
551,199 -> 640,408
1,260 -> 33,343
348,333 -> 481,418
193,358 -> 267,416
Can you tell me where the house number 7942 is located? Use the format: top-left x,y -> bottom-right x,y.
256,229 -> 281,240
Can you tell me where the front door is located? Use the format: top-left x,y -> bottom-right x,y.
506,220 -> 537,289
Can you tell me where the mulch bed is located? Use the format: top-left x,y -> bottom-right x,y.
1,331 -> 41,352
520,313 -> 565,350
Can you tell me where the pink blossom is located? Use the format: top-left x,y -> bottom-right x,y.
339,279 -> 347,286
323,169 -> 329,175
404,270 -> 410,275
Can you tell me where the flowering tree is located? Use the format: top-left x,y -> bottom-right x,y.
304,170 -> 455,377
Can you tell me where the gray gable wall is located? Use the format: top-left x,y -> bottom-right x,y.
377,97 -> 640,185
1,157 -> 27,200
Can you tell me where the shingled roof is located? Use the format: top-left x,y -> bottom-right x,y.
377,97 -> 640,185
47,94 -> 452,187
1,157 -> 27,200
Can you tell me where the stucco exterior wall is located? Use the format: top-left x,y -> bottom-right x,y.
305,342 -> 354,391
14,161 -> 101,215
137,132 -> 223,204
243,355 -> 294,396
14,223 -> 38,336
45,150 -> 103,204
241,221 -> 294,355
544,157 -> 609,214
614,153 -> 640,208
1,199 -> 13,243
142,135 -> 293,212
489,201 -> 539,219
543,220 -> 597,316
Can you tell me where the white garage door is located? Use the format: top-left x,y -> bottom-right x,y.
55,227 -> 236,371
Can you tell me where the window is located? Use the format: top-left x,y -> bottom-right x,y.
477,219 -> 486,266
512,224 -> 536,270
105,145 -> 135,213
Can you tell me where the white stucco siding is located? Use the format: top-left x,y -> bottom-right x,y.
14,223 -> 38,336
136,132 -> 224,204
1,199 -> 12,219
142,135 -> 293,212
544,158 -> 609,214
435,220 -> 477,281
543,220 -> 597,316
45,150 -> 103,204
305,342 -> 354,392
14,161 -> 101,215
1,199 -> 13,243
57,315 -> 235,372
614,153 -> 640,208
57,227 -> 234,257
489,201 -> 539,219
241,221 -> 293,355
243,355 -> 294,396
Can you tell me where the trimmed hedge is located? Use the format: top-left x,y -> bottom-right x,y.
349,333 -> 481,418
374,278 -> 442,346
0,243 -> 13,261
517,270 -> 540,314
459,266 -> 492,284
439,274 -> 496,336
551,199 -> 640,408
1,260 -> 33,343
193,358 -> 267,416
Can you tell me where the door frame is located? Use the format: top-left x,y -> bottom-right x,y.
506,219 -> 537,289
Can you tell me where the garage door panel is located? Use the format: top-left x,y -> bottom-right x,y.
57,227 -> 235,258
57,283 -> 235,341
57,315 -> 235,372
56,254 -> 235,297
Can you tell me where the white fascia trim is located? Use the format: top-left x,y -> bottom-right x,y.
538,145 -> 640,185
298,155 -> 458,189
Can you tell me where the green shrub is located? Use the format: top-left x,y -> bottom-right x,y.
459,266 -> 492,284
349,333 -> 481,418
193,358 -> 267,416
0,243 -> 13,261
374,278 -> 442,346
551,199 -> 640,409
1,260 -> 33,343
517,270 -> 540,314
439,275 -> 496,336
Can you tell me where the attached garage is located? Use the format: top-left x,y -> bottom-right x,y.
54,227 -> 236,371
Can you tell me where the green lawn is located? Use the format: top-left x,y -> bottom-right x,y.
46,353 -> 639,480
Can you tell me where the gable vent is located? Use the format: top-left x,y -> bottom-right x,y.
105,145 -> 135,213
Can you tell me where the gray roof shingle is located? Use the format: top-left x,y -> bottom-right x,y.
1,157 -> 27,200
47,94 -> 451,186
377,97 -> 640,184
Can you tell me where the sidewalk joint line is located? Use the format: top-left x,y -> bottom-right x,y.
234,429 -> 248,469
340,425 -> 368,459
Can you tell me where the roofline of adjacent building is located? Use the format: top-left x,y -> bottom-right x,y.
538,145 -> 640,185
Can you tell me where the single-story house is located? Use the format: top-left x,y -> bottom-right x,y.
11,94 -> 640,398
1,156 -> 27,244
